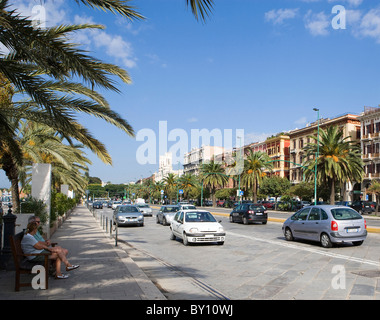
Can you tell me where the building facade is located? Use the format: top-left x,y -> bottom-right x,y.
359,106 -> 380,201
288,113 -> 361,201
154,152 -> 183,182
183,146 -> 225,176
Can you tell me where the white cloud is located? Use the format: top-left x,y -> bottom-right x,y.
265,8 -> 299,25
328,0 -> 363,7
304,10 -> 330,36
355,8 -> 380,43
10,0 -> 138,69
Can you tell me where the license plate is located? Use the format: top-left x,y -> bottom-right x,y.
205,234 -> 214,238
256,212 -> 263,215
346,228 -> 359,233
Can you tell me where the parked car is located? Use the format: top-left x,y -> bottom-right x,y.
92,201 -> 103,209
156,205 -> 180,225
350,201 -> 375,215
282,205 -> 367,248
230,203 -> 268,225
114,205 -> 144,227
135,203 -> 153,216
170,210 -> 225,245
260,201 -> 275,210
335,201 -> 352,207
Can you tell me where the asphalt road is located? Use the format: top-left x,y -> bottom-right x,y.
96,206 -> 380,300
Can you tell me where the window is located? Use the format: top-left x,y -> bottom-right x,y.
321,209 -> 328,220
291,207 -> 311,221
308,208 -> 320,221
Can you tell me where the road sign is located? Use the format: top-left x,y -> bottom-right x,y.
179,189 -> 184,194
161,190 -> 164,194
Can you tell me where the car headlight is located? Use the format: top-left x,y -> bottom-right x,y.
189,228 -> 199,233
218,227 -> 224,233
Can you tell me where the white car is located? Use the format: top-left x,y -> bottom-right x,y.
170,210 -> 225,246
135,203 -> 153,216
112,201 -> 122,210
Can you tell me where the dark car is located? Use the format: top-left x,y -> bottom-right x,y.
230,203 -> 268,225
92,201 -> 103,209
350,201 -> 375,215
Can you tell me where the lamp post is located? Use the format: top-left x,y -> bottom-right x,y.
313,108 -> 320,205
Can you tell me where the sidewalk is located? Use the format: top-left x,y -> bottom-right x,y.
0,205 -> 166,300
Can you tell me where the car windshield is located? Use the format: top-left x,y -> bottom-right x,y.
118,206 -> 139,213
138,204 -> 149,208
166,207 -> 179,212
331,208 -> 362,220
185,211 -> 217,222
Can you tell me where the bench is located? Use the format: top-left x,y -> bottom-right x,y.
9,232 -> 52,291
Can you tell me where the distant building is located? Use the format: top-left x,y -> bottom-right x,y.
155,152 -> 183,182
183,146 -> 225,176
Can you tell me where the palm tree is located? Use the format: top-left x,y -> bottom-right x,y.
200,160 -> 229,207
241,150 -> 273,203
162,173 -> 179,204
303,126 -> 364,204
178,173 -> 197,200
18,121 -> 91,195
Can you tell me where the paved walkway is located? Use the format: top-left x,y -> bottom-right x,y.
0,205 -> 166,300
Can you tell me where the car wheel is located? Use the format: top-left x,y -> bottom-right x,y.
163,217 -> 167,226
156,216 -> 160,224
170,231 -> 176,240
320,233 -> 332,248
262,221 -> 267,225
284,227 -> 294,241
183,233 -> 189,246
243,217 -> 248,225
229,215 -> 234,223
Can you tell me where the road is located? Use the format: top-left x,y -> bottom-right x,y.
96,206 -> 380,300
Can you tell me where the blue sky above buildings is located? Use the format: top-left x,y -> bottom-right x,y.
1,0 -> 380,187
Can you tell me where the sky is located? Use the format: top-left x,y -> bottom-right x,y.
2,0 -> 380,187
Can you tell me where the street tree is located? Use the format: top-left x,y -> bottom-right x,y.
303,126 -> 364,204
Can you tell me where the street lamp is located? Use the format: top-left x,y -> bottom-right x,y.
313,108 -> 320,205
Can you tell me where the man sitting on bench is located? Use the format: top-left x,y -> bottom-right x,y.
21,222 -> 79,279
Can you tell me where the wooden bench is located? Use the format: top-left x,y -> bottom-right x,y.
9,232 -> 52,291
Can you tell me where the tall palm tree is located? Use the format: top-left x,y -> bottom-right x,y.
200,160 -> 229,207
162,173 -> 178,204
241,150 -> 273,203
303,126 -> 364,204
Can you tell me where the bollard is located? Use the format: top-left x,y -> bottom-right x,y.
0,206 -> 17,270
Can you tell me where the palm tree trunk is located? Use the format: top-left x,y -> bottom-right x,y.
330,178 -> 335,205
253,180 -> 257,203
3,157 -> 20,213
212,188 -> 216,207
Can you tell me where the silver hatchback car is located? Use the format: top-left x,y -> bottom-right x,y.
282,205 -> 367,248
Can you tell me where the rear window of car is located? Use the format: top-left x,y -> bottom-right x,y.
331,208 -> 362,220
166,206 -> 179,212
118,206 -> 139,213
248,205 -> 265,210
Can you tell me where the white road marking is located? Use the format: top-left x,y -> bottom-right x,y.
227,231 -> 380,267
